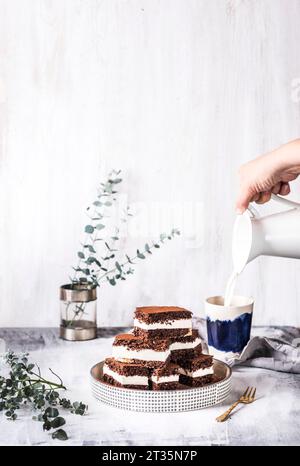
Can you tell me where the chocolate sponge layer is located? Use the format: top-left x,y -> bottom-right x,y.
104,357 -> 151,377
133,328 -> 190,340
179,354 -> 213,371
152,382 -> 180,391
179,374 -> 214,387
113,333 -> 170,352
135,306 -> 192,324
170,329 -> 200,344
152,362 -> 179,378
170,344 -> 202,364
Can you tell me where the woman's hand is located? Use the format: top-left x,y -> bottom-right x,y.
236,139 -> 300,213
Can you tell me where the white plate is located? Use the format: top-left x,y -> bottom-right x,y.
90,359 -> 232,412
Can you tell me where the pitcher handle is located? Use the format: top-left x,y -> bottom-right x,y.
271,193 -> 300,209
247,204 -> 260,218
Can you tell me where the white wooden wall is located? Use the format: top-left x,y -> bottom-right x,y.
1,0 -> 300,327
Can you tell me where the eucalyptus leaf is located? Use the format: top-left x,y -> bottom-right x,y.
45,407 -> 59,418
137,250 -> 146,259
86,257 -> 95,265
145,243 -> 152,254
126,254 -> 134,264
52,429 -> 68,441
51,417 -> 66,428
43,420 -> 52,431
115,261 -> 122,273
107,277 -> 116,286
172,228 -> 180,236
84,225 -> 94,234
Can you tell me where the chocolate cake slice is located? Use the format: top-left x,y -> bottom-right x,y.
112,333 -> 171,368
133,306 -> 192,340
178,354 -> 214,387
151,363 -> 180,390
103,357 -> 150,389
170,329 -> 202,364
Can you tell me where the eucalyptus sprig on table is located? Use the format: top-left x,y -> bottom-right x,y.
0,351 -> 87,441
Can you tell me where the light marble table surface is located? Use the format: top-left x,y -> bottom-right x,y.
0,328 -> 299,446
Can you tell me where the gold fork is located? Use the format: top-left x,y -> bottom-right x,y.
216,386 -> 256,422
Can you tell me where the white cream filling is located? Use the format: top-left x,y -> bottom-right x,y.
170,338 -> 201,351
134,318 -> 192,330
152,374 -> 179,384
112,345 -> 170,362
103,365 -> 148,385
179,366 -> 214,378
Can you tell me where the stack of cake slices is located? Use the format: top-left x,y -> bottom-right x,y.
103,306 -> 214,390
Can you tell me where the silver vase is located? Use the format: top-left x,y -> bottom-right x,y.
59,284 -> 97,341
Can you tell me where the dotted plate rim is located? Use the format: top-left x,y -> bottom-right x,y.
90,359 -> 232,412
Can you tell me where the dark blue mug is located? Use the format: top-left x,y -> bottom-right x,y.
205,296 -> 253,361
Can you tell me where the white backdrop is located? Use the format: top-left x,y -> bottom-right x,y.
1,0 -> 300,327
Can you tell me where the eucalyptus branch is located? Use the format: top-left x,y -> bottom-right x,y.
28,374 -> 66,390
97,229 -> 181,285
64,169 -> 181,328
49,367 -> 65,388
71,169 -> 123,286
0,351 -> 87,441
104,206 -> 133,274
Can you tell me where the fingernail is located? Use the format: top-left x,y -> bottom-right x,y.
236,208 -> 244,214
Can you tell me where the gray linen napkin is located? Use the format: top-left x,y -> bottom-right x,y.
194,317 -> 300,374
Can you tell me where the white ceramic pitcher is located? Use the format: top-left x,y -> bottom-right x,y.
232,194 -> 300,273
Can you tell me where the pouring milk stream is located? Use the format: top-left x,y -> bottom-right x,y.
224,194 -> 300,306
